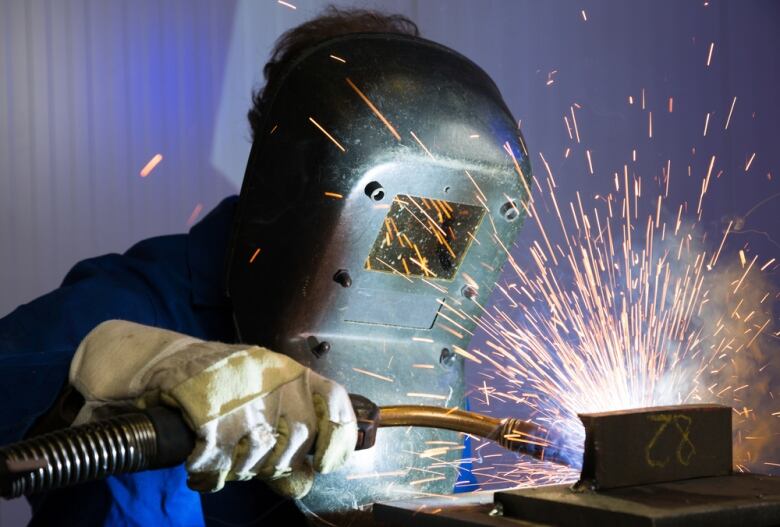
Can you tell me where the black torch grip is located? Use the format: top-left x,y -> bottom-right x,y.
143,406 -> 197,468
350,393 -> 379,451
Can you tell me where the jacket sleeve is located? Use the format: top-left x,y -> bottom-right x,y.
0,254 -> 159,443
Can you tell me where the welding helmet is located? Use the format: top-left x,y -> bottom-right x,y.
226,33 -> 531,514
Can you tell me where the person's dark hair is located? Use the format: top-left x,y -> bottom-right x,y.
247,6 -> 419,140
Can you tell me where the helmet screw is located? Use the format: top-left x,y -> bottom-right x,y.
364,181 -> 385,201
439,347 -> 456,367
333,269 -> 352,288
461,284 -> 478,300
500,200 -> 520,222
312,341 -> 331,358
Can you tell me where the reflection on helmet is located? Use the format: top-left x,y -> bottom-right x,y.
226,32 -> 532,515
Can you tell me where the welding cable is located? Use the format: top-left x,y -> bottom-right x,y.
0,407 -> 194,499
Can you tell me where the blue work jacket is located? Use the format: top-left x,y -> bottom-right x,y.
0,196 -> 306,526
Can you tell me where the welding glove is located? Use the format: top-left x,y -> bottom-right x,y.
69,320 -> 357,498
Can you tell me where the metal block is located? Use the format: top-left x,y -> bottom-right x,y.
494,474 -> 780,527
578,404 -> 732,489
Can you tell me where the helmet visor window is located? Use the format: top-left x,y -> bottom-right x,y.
364,194 -> 485,280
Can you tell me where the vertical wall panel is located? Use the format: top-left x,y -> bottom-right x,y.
0,0 -> 241,317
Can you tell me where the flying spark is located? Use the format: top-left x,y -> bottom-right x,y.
725,96 -> 737,130
353,367 -> 394,383
308,117 -> 346,152
186,203 -> 203,226
745,153 -> 756,172
139,154 -> 163,178
410,131 -> 435,159
346,77 -> 401,140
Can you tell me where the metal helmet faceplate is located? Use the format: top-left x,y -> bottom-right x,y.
226,33 -> 531,513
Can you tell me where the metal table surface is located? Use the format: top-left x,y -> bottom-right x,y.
373,474 -> 780,527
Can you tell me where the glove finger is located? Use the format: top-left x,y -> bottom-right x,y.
259,416 -> 312,477
308,371 -> 357,425
185,437 -> 232,493
187,470 -> 228,494
256,417 -> 288,478
257,375 -> 318,476
265,460 -> 315,499
230,424 -> 276,479
308,373 -> 358,474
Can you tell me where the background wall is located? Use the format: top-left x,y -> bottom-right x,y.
1,0 -> 778,525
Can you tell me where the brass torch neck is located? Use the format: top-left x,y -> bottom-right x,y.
376,406 -> 562,462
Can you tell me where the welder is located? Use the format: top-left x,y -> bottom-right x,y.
0,6 -> 532,527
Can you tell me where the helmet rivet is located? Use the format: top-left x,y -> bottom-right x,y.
312,341 -> 331,358
439,347 -> 456,367
461,285 -> 478,300
333,269 -> 352,288
500,200 -> 520,222
364,181 -> 385,201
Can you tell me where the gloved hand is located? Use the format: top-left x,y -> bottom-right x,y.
69,320 -> 357,498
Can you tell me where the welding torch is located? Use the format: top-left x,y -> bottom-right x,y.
0,394 -> 567,499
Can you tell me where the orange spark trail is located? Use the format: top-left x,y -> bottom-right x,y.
745,153 -> 756,172
186,203 -> 204,226
309,117 -> 346,152
410,131 -> 435,159
648,111 -> 653,138
139,154 -> 163,177
570,106 -> 581,143
346,77 -> 401,140
353,367 -> 394,383
708,220 -> 732,269
725,96 -> 737,129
